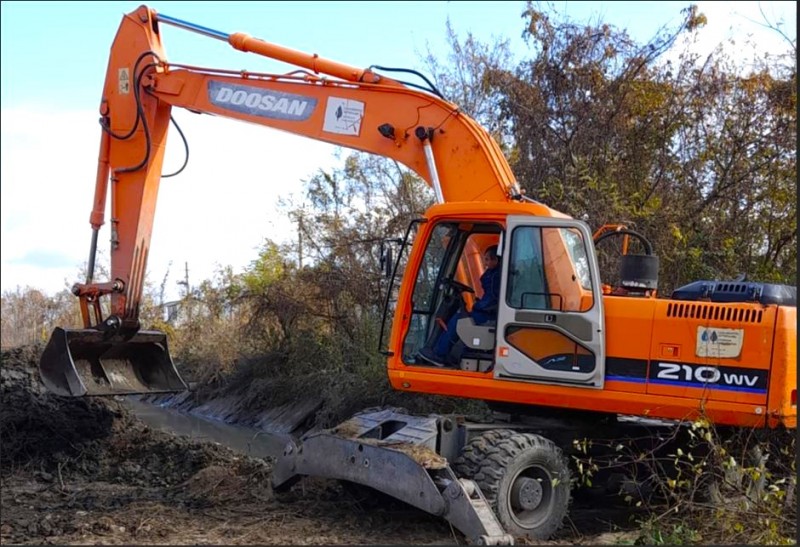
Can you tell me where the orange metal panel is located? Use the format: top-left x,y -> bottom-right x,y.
601,296 -> 656,394
387,368 -> 767,428
767,307 -> 797,428
507,328 -> 577,360
604,378 -> 646,394
646,302 -> 774,406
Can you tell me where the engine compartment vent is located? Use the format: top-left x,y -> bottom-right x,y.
671,280 -> 796,307
666,302 -> 763,323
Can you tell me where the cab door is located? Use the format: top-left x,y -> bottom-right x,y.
494,216 -> 605,388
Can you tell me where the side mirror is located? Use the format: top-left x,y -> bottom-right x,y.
384,246 -> 394,278
379,237 -> 403,279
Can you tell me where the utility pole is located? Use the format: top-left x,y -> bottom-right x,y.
177,261 -> 190,299
298,213 -> 304,269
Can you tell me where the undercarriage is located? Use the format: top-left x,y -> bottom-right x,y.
271,406 -> 677,544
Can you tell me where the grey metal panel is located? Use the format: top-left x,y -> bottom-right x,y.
494,216 -> 606,388
512,311 -> 593,341
457,317 -> 497,350
273,433 -> 447,514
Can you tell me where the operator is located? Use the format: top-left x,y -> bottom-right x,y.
420,245 -> 502,367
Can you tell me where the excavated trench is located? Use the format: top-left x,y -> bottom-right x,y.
1,347 -> 639,545
123,397 -> 286,460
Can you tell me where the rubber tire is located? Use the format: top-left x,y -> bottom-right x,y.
455,430 -> 571,541
454,428 -> 516,479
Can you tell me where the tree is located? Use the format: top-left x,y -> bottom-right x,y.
429,2 -> 797,291
1,286 -> 81,348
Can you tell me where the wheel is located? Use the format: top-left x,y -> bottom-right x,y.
454,429 -> 516,478
455,430 -> 571,540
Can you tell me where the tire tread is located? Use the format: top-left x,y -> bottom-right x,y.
455,429 -> 571,540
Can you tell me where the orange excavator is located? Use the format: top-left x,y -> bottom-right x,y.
39,6 -> 796,544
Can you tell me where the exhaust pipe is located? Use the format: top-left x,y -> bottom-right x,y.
39,327 -> 188,397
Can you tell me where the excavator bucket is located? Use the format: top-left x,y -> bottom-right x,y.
39,327 -> 187,397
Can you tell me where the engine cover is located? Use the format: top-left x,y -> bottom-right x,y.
671,280 -> 796,306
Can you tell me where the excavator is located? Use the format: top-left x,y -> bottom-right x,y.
39,5 -> 796,544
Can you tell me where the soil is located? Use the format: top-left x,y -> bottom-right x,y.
1,347 -> 640,545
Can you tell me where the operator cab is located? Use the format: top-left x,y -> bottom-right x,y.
402,222 -> 503,371
394,214 -> 607,389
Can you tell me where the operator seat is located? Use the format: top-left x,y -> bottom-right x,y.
454,316 -> 496,372
456,317 -> 496,351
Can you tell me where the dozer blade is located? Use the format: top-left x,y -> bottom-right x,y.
39,327 -> 188,397
273,409 -> 514,545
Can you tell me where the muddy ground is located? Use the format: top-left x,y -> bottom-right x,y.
1,347 -> 640,545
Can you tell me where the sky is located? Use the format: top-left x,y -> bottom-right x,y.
1,1 -> 796,302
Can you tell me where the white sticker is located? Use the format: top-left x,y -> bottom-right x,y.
696,326 -> 744,358
323,98 -> 364,136
119,68 -> 130,95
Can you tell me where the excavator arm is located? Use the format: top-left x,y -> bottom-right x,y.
40,5 -> 522,397
91,5 -> 521,328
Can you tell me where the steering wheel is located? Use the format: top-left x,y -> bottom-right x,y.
443,278 -> 475,294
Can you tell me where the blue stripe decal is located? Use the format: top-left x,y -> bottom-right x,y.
606,376 -> 767,394
606,375 -> 647,383
648,379 -> 766,394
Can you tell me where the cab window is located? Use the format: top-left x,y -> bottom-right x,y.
506,226 -> 594,312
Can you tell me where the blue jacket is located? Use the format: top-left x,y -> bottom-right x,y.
471,266 -> 501,324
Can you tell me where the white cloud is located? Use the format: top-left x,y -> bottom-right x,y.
1,108 -> 95,294
669,1 -> 796,69
1,106 -> 340,301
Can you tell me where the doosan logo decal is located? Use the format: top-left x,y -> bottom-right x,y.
208,81 -> 317,120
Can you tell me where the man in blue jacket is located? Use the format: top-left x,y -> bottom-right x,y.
420,245 -> 501,366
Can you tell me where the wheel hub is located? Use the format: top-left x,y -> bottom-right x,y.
511,476 -> 543,510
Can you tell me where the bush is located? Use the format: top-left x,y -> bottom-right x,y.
572,418 -> 797,545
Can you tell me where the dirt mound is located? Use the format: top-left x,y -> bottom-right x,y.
0,346 -> 455,545
1,347 -> 119,470
0,346 -> 268,543
0,347 -> 263,486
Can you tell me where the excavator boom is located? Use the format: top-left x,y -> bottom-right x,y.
39,5 -> 524,397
